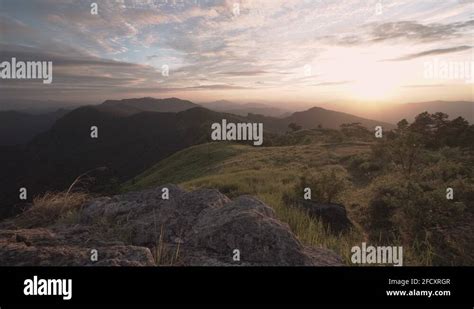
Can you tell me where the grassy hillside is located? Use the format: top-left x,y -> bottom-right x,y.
123,119 -> 474,266
123,139 -> 374,264
124,142 -> 249,191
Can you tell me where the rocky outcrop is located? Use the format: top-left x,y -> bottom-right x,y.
0,185 -> 343,266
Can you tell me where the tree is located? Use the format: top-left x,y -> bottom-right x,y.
444,116 -> 470,147
397,119 -> 409,131
410,111 -> 434,135
387,131 -> 423,175
432,112 -> 449,131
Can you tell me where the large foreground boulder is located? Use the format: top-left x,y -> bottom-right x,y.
0,185 -> 342,266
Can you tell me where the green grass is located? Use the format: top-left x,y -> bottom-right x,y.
122,142 -> 248,191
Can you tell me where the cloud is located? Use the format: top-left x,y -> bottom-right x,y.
322,20 -> 474,47
313,81 -> 354,87
0,44 -> 149,70
0,44 -> 165,98
218,70 -> 271,76
402,84 -> 447,88
383,46 -> 472,61
367,20 -> 474,44
187,84 -> 252,90
1,0 -> 473,103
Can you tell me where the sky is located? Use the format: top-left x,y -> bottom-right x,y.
0,0 -> 473,109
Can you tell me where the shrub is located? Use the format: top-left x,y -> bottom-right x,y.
285,167 -> 350,204
366,174 -> 468,265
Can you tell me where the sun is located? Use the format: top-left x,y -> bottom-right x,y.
348,78 -> 397,102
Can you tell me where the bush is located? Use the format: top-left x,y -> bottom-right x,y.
285,166 -> 349,204
366,174 -> 468,265
347,153 -> 385,180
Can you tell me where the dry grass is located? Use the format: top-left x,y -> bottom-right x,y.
151,225 -> 181,266
13,191 -> 90,228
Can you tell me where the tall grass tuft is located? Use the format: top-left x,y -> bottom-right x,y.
13,191 -> 90,228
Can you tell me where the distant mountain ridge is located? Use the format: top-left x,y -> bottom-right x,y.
0,96 -> 392,146
200,100 -> 290,117
387,101 -> 474,123
319,100 -> 474,124
284,106 -> 395,130
98,97 -> 199,115
0,97 -> 199,145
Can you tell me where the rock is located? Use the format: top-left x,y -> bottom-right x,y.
0,185 -> 343,266
186,195 -> 319,266
0,228 -> 155,266
297,200 -> 353,234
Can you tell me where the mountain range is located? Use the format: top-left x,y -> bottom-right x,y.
98,97 -> 199,116
0,97 -> 396,146
200,100 -> 291,117
0,96 -> 471,218
0,97 -> 198,145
